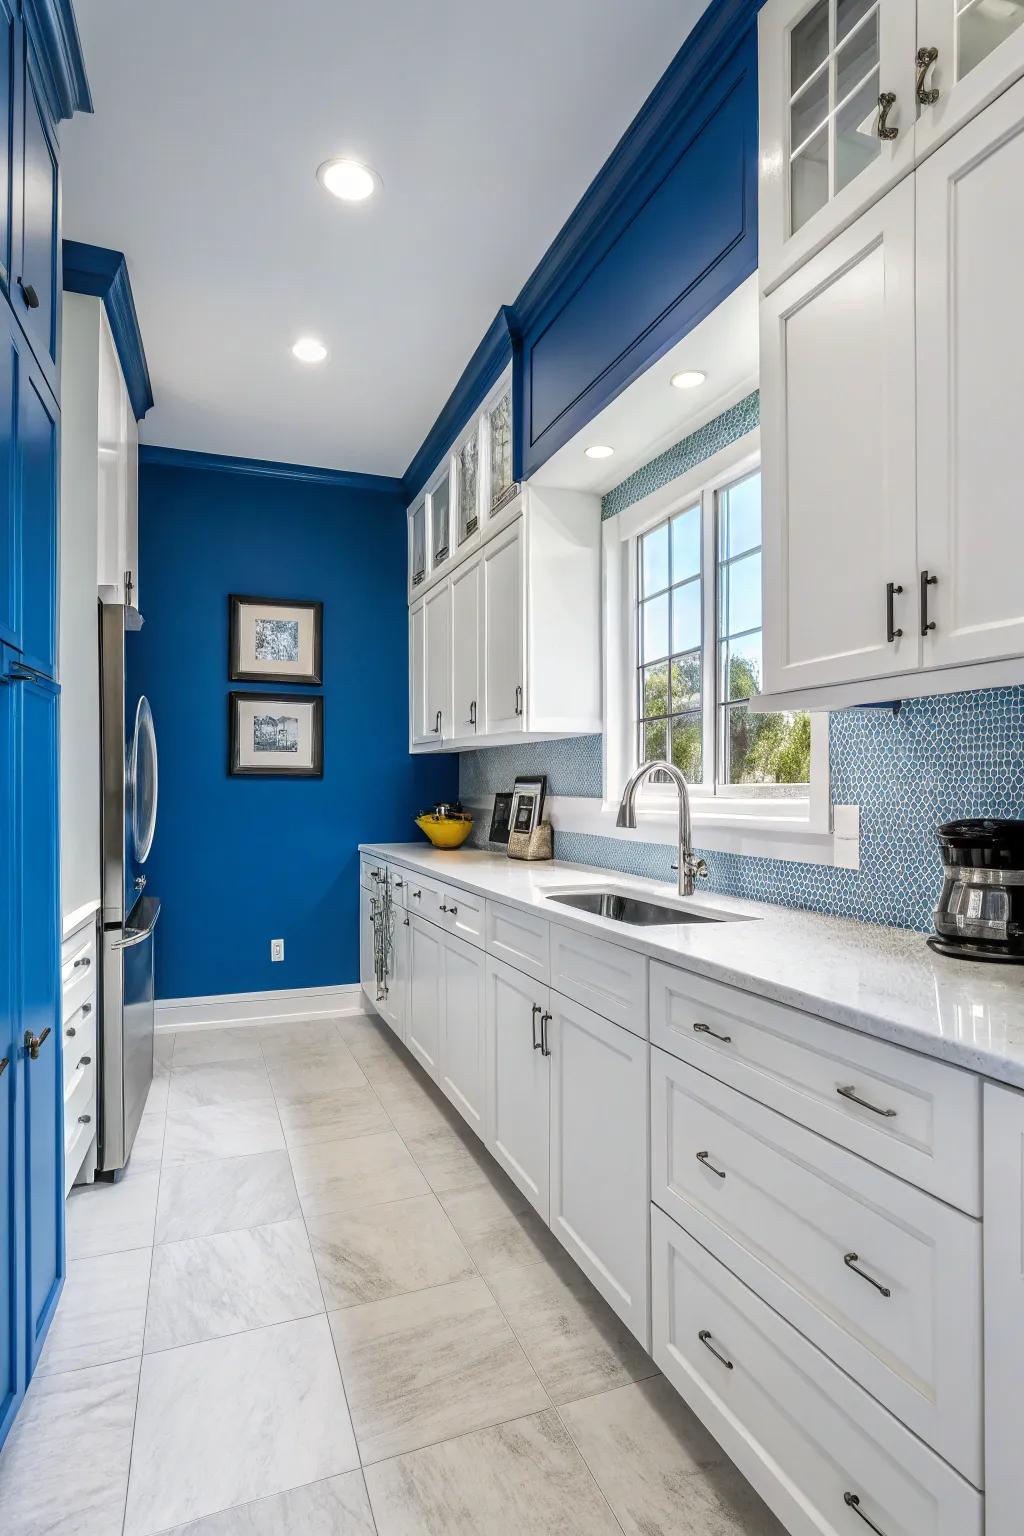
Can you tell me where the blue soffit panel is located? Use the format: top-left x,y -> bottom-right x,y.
138,442 -> 405,497
62,241 -> 154,420
22,0 -> 92,121
402,306 -> 517,502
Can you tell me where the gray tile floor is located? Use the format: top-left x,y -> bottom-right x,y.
0,1013 -> 785,1536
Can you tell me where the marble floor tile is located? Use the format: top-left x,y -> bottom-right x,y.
65,1166 -> 160,1259
275,1081 -> 392,1148
124,1315 -> 358,1536
164,1472 -> 376,1536
256,1019 -> 346,1058
439,1180 -> 563,1278
365,1410 -> 622,1536
488,1251 -> 658,1405
143,1071 -> 170,1114
145,1218 -> 324,1352
328,1275 -> 549,1464
0,1356 -> 140,1536
289,1129 -> 429,1218
154,1030 -> 176,1069
382,1084 -> 464,1138
162,1098 -> 284,1166
130,1108 -> 167,1171
307,1193 -> 475,1309
264,1047 -> 368,1097
36,1246 -> 152,1377
337,1014 -> 401,1061
172,1027 -> 265,1069
358,1044 -> 433,1096
558,1376 -> 784,1536
155,1149 -> 300,1244
168,1058 -> 274,1111
402,1122 -> 497,1196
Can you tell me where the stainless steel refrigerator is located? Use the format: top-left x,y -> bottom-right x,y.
98,603 -> 161,1177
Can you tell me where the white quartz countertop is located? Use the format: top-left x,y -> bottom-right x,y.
360,842 -> 1024,1090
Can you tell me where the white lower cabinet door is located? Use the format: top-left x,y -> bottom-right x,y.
547,995 -> 650,1347
406,915 -> 443,1080
983,1082 -> 1024,1536
440,932 -> 487,1138
359,883 -> 377,1007
484,955 -> 549,1219
650,1049 -> 983,1485
380,911 -> 410,1043
651,1207 -> 984,1536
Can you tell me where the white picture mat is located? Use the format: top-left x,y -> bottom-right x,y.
237,602 -> 317,677
235,696 -> 316,769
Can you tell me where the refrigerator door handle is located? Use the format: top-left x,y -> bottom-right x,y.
111,899 -> 161,950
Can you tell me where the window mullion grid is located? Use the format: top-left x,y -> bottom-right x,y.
700,484 -> 717,797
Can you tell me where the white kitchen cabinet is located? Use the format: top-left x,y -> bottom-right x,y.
983,1081 -> 1024,1535
484,955 -> 550,1219
379,906 -> 410,1043
915,72 -> 1024,670
409,587 -> 451,747
481,517 -> 525,735
359,882 -> 375,1004
407,914 -> 443,1080
439,932 -> 487,1136
95,306 -> 138,609
450,553 -> 481,737
548,994 -> 650,1346
917,0 -> 1024,159
761,177 -> 918,697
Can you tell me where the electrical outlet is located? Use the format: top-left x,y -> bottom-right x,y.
270,939 -> 284,963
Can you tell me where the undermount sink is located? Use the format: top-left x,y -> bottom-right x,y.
547,890 -> 731,926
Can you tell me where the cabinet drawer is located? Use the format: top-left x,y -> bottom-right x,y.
405,873 -> 446,924
486,900 -> 549,981
440,884 -> 484,947
62,993 -> 96,1058
61,926 -> 96,1017
550,922 -> 647,1037
651,1050 -> 983,1484
64,1111 -> 95,1197
360,856 -> 386,892
386,865 -> 410,909
64,1046 -> 95,1135
650,962 -> 981,1215
652,1207 -> 983,1536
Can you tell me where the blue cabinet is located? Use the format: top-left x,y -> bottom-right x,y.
0,647 -> 17,1448
0,0 -> 16,295
15,45 -> 59,396
16,327 -> 58,677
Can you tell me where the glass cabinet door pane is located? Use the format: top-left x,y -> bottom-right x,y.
431,475 -> 450,566
791,125 -> 829,231
457,434 -> 479,543
958,0 -> 1024,82
489,389 -> 513,511
835,66 -> 881,192
791,0 -> 830,91
411,503 -> 426,586
835,7 -> 878,100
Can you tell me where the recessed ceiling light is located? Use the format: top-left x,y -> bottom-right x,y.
585,444 -> 615,460
316,157 -> 380,202
292,337 -> 328,364
670,370 -> 707,390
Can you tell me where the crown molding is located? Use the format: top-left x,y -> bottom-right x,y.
23,0 -> 92,121
138,443 -> 405,496
63,241 -> 155,419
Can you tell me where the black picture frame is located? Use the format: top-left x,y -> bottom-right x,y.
228,692 -> 324,778
489,792 -> 514,845
228,594 -> 323,685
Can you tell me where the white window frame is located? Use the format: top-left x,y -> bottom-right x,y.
602,425 -> 835,859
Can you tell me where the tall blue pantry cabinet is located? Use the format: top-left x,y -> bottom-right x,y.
0,0 -> 90,1451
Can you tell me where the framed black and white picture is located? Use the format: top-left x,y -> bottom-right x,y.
229,692 -> 324,777
489,791 -> 514,845
509,774 -> 547,838
229,595 -> 323,685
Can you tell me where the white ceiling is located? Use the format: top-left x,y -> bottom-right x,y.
62,0 -> 709,479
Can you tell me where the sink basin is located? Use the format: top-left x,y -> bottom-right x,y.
547,890 -> 727,926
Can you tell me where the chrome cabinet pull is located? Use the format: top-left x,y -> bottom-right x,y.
844,1492 -> 888,1535
532,1003 -> 542,1051
433,710 -> 442,734
540,1010 -> 552,1057
469,700 -> 477,727
920,570 -> 937,636
885,582 -> 903,642
514,684 -> 523,717
844,1252 -> 891,1298
877,92 -> 898,139
836,1085 -> 896,1118
439,902 -> 449,913
693,1022 -> 732,1044
696,1150 -> 726,1180
916,46 -> 939,106
393,878 -> 404,889
25,1027 -> 51,1061
698,1330 -> 734,1370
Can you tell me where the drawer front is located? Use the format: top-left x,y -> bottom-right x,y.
61,926 -> 97,1017
440,884 -> 484,947
64,1112 -> 94,1196
549,922 -> 648,1037
405,873 -> 446,924
651,1050 -> 983,1483
360,856 -> 386,891
386,865 -> 410,909
485,900 -> 549,981
650,963 -> 981,1216
652,1207 -> 984,1536
64,1047 -> 95,1135
62,994 -> 96,1059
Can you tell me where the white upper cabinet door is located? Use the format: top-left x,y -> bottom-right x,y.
759,0 -> 916,292
124,405 -> 139,610
440,932 -> 487,1139
423,579 -> 452,745
450,555 -> 482,738
408,499 -> 428,595
761,177 -> 920,695
915,74 -> 1024,669
408,600 -> 431,747
407,915 -> 443,1081
916,0 -> 1024,159
484,955 -> 550,1220
481,518 -> 526,734
547,996 -> 651,1348
429,467 -> 452,576
983,1082 -> 1024,1534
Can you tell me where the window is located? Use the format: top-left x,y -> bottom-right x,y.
635,467 -> 811,798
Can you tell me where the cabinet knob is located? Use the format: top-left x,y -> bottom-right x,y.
81,1002 -> 92,1015
66,1026 -> 76,1038
78,1113 -> 92,1125
876,92 -> 898,140
17,277 -> 39,309
916,46 -> 939,106
449,905 -> 458,917
25,1027 -> 51,1061
74,956 -> 91,970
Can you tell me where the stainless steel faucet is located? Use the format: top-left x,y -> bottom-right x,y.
616,760 -> 709,898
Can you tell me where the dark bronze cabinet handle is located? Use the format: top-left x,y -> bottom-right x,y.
885,582 -> 903,643
449,905 -> 458,917
877,92 -> 898,139
837,1085 -> 896,1118
468,700 -> 477,727
439,902 -> 449,913
81,1002 -> 92,1015
920,570 -> 937,635
844,1252 -> 891,1298
0,1056 -> 7,1077
17,277 -> 39,308
433,710 -> 442,734
25,1027 -> 51,1060
66,1025 -> 77,1038
698,1330 -> 734,1370
693,1022 -> 732,1044
78,1113 -> 92,1125
78,1055 -> 92,1068
916,46 -> 939,106
696,1150 -> 726,1179
532,1003 -> 542,1050
74,956 -> 91,969
514,684 -> 523,717
412,890 -> 422,900
540,1010 -> 552,1057
844,1493 -> 888,1535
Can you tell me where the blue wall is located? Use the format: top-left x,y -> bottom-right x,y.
130,460 -> 457,1000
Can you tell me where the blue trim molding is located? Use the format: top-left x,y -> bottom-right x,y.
22,0 -> 92,121
63,241 -> 154,420
403,306 -> 517,500
139,443 -> 404,497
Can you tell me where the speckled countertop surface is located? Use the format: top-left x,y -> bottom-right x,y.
360,842 -> 1024,1090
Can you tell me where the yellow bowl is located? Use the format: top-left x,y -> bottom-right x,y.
415,814 -> 474,849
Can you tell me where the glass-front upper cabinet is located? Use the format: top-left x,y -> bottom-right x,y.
429,470 -> 451,570
916,0 -> 1024,155
456,425 -> 480,547
409,499 -> 427,589
487,384 -> 515,514
758,0 -> 915,290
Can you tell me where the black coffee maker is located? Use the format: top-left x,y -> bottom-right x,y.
929,818 -> 1024,962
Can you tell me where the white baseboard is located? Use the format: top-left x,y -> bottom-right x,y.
155,983 -> 370,1033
